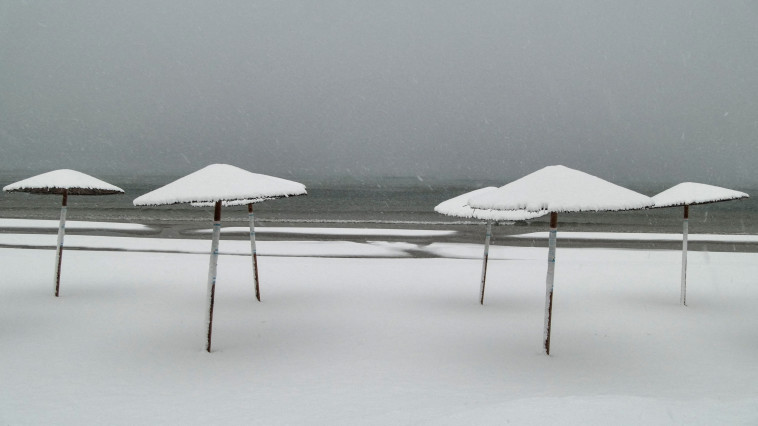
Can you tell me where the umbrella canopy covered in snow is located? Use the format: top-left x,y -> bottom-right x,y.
652,182 -> 748,208
133,164 -> 306,206
435,187 -> 548,222
3,169 -> 124,195
651,182 -> 748,307
4,169 -> 123,298
133,164 -> 306,352
465,165 -> 653,355
468,165 -> 653,213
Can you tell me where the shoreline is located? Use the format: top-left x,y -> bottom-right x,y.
2,217 -> 757,254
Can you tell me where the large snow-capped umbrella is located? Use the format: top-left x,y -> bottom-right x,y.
133,164 -> 307,352
652,182 -> 748,306
469,165 -> 653,355
3,169 -> 124,297
434,187 -> 547,304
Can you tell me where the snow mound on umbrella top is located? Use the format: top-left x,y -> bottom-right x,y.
435,187 -> 548,221
3,169 -> 124,195
652,182 -> 749,208
133,164 -> 307,206
468,165 -> 653,213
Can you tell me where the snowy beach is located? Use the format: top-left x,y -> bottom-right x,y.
1,221 -> 757,424
6,0 -> 758,423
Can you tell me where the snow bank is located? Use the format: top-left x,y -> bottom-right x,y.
0,233 -> 412,258
189,227 -> 457,237
0,218 -> 152,232
652,182 -> 749,208
510,231 -> 758,243
133,164 -> 306,206
3,169 -> 123,195
435,187 -> 548,221
468,165 -> 653,213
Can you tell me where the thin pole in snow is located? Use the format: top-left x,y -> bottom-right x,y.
479,221 -> 493,305
205,201 -> 222,353
544,212 -> 558,356
54,189 -> 68,297
681,204 -> 689,306
248,203 -> 261,302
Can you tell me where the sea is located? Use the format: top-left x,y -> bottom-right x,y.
1,172 -> 756,238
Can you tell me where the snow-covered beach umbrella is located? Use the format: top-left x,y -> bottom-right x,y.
133,164 -> 306,352
652,182 -> 748,306
468,165 -> 653,355
3,169 -> 124,297
434,187 -> 548,305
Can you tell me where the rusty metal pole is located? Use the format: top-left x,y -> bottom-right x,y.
479,221 -> 492,305
205,201 -> 222,353
543,212 -> 558,355
681,205 -> 689,306
54,189 -> 68,297
248,203 -> 261,301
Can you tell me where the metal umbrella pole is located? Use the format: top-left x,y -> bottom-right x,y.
248,203 -> 261,301
543,212 -> 558,355
681,205 -> 689,306
54,189 -> 68,297
479,221 -> 493,305
205,201 -> 222,353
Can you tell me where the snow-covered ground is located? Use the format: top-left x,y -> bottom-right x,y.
511,231 -> 758,243
0,218 -> 153,232
0,233 -> 415,258
189,226 -> 457,237
1,230 -> 757,424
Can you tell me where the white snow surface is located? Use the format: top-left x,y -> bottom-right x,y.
190,226 -> 457,237
3,169 -> 123,194
435,187 -> 549,221
468,165 -> 653,213
652,182 -> 749,208
0,218 -> 152,232
510,231 -> 758,243
0,233 -> 412,258
1,234 -> 757,424
133,164 -> 306,206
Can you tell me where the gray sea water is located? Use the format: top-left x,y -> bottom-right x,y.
1,172 -> 756,236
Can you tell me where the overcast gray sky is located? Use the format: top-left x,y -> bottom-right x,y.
2,1 -> 757,184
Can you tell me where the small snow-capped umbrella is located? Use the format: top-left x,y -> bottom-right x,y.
651,182 -> 748,306
133,164 -> 306,353
434,187 -> 547,305
3,169 -> 124,297
192,197 -> 275,302
469,165 -> 653,355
